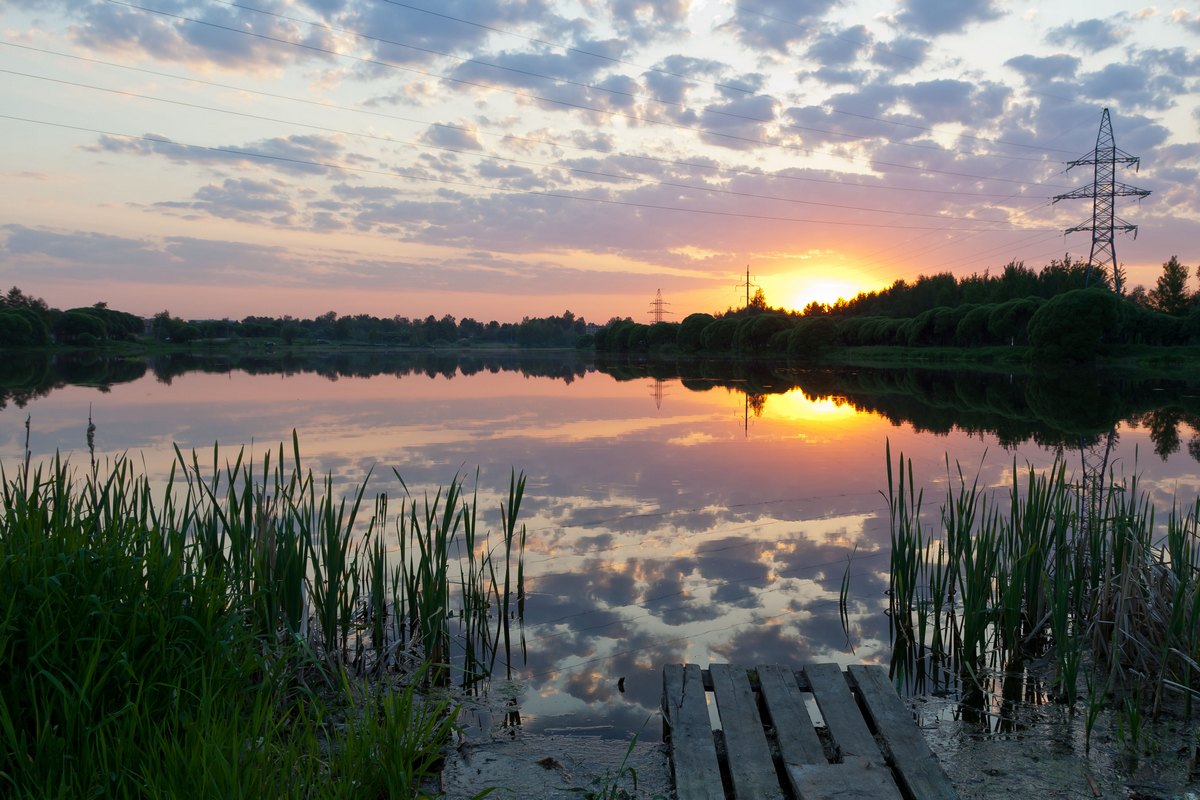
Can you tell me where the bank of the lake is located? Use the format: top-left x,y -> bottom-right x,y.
4,350 -> 1200,797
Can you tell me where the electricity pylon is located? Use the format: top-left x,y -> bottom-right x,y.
648,289 -> 672,323
1052,108 -> 1150,294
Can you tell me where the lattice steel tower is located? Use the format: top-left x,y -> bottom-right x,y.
1051,108 -> 1150,294
648,289 -> 671,323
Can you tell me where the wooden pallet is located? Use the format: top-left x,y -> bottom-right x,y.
661,663 -> 958,800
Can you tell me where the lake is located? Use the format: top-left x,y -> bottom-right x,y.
4,349 -> 1200,740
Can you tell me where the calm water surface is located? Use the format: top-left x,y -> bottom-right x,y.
4,352 -> 1200,739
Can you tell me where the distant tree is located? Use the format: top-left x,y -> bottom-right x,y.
748,288 -> 768,312
1149,255 -> 1191,316
54,309 -> 107,345
801,300 -> 828,316
1126,284 -> 1151,308
2,286 -> 49,314
996,261 -> 1038,302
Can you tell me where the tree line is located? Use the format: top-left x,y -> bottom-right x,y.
595,255 -> 1200,361
0,287 -> 595,350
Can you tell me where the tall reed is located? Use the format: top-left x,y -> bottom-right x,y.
883,443 -> 1200,722
0,436 -> 527,797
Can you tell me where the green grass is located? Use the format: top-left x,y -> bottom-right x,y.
0,437 -> 524,798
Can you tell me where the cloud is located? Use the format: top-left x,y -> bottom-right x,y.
1168,8 -> 1200,34
1079,63 -> 1179,112
898,79 -> 1009,126
2,225 -> 166,272
0,221 -> 716,297
0,225 -> 302,286
812,67 -> 869,86
422,122 -> 484,152
643,56 -> 733,105
698,94 -> 779,150
156,177 -> 298,225
609,0 -> 689,44
1005,54 -> 1081,83
1046,18 -> 1126,50
85,132 -> 347,177
723,0 -> 841,54
894,0 -> 1003,36
343,0 -> 559,67
445,43 -> 625,95
870,36 -> 931,72
71,1 -> 337,72
805,25 -> 871,67
1134,47 -> 1200,79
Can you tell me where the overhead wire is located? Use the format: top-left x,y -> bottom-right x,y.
99,0 -> 1073,191
1,0 -> 1132,292
0,113 -> 1064,233
0,68 -> 1054,227
1,40 -> 1049,203
733,0 -> 1081,107
370,0 -> 1080,156
214,0 -> 1060,166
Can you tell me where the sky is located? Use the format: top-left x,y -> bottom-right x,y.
1,0 -> 1198,323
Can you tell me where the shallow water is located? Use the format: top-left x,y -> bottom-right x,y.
4,351 -> 1200,741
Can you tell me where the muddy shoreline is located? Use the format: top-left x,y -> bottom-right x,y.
440,694 -> 1200,800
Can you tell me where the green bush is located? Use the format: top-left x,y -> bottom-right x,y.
647,321 -> 678,350
987,297 -> 1043,346
734,313 -> 791,353
955,304 -> 996,346
700,318 -> 738,351
676,313 -> 714,353
1027,288 -> 1122,359
787,316 -> 838,360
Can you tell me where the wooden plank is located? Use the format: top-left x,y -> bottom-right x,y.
802,663 -> 886,766
847,664 -> 959,800
787,757 -> 904,800
755,664 -> 826,766
662,664 -> 724,800
709,663 -> 785,800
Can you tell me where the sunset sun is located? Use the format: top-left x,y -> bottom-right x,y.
772,268 -> 878,312
791,278 -> 863,310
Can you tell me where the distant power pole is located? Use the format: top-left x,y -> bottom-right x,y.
1051,108 -> 1151,294
648,289 -> 672,323
735,266 -> 759,310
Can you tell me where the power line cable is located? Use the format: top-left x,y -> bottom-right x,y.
0,113 -> 1061,232
733,1 -> 1080,107
214,0 -> 1059,165
368,0 -> 1079,156
1,68 -> 1048,226
101,0 -> 1073,190
3,35 -> 1047,202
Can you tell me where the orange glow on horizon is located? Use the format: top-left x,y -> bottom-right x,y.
788,278 -> 863,310
763,265 -> 883,313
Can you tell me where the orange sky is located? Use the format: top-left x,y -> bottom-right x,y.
2,0 -> 1198,322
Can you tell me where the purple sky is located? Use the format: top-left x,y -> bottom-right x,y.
2,0 -> 1198,322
